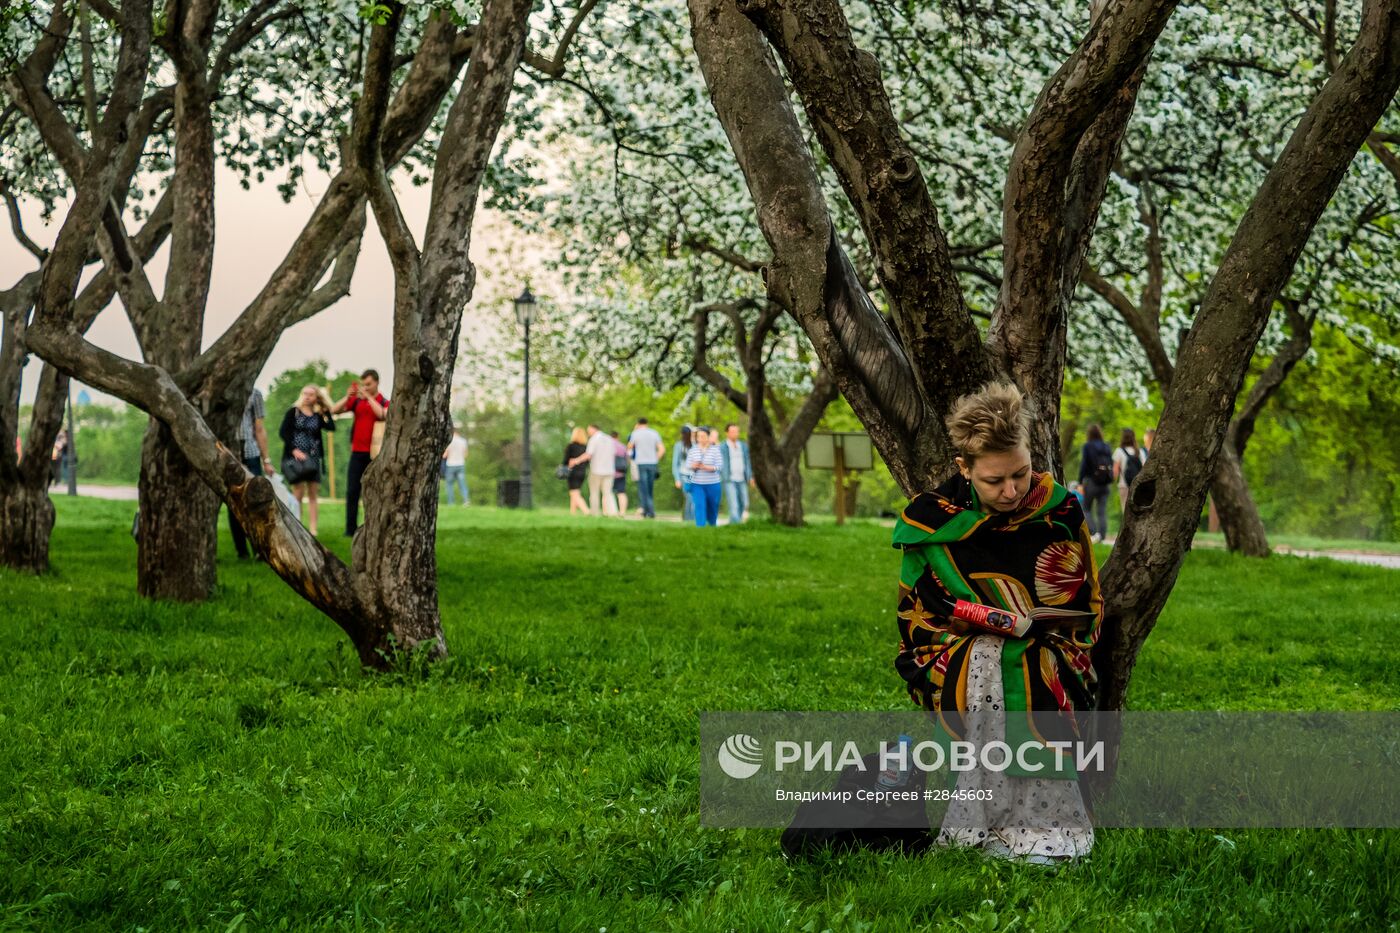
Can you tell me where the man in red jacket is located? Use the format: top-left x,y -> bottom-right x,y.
330,368 -> 389,536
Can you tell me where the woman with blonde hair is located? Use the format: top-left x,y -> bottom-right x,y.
562,426 -> 590,515
278,385 -> 335,536
892,381 -> 1101,864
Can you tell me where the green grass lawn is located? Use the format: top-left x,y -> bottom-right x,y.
2,498 -> 1397,931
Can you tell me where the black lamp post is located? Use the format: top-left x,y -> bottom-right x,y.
514,286 -> 537,509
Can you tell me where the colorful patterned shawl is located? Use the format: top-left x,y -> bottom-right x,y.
892,471 -> 1102,774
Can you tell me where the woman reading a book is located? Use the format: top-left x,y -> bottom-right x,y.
892,381 -> 1102,864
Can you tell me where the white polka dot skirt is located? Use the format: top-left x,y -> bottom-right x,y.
936,636 -> 1094,861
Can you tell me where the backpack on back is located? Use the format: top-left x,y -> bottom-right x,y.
1090,446 -> 1113,486
1122,447 -> 1143,486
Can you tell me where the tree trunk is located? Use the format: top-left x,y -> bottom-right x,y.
0,480 -> 55,573
1209,445 -> 1269,556
346,0 -> 532,664
1,274 -> 53,573
750,430 -> 804,525
745,342 -> 838,528
353,435 -> 450,664
2,274 -> 72,575
136,419 -> 219,601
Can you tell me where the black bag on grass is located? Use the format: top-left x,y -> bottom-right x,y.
780,750 -> 934,859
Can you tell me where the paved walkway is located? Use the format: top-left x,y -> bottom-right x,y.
69,484 -> 140,501
1103,535 -> 1399,570
1270,546 -> 1400,570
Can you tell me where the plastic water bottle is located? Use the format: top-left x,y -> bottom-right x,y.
877,734 -> 914,789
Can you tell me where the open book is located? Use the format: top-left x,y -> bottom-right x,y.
944,598 -> 1096,638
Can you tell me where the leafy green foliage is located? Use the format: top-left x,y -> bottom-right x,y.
63,403 -> 148,485
1240,323 -> 1400,541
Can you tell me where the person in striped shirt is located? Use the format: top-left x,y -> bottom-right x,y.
685,424 -> 724,527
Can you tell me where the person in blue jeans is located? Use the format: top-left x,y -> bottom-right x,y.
672,426 -> 695,522
627,417 -> 666,519
1076,423 -> 1113,542
685,425 -> 723,527
719,423 -> 754,524
441,426 -> 469,505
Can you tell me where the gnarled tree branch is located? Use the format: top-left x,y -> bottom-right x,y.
740,0 -> 988,425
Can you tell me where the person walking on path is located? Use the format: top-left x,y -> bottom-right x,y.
628,417 -> 665,519
576,423 -> 618,516
1076,424 -> 1113,543
720,423 -> 754,525
1112,428 -> 1146,514
610,431 -> 630,517
563,427 -> 590,515
330,369 -> 389,537
279,385 -> 335,536
672,425 -> 695,522
229,388 -> 274,559
686,424 -> 724,527
442,426 -> 469,506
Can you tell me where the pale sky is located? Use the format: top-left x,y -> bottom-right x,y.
2,162 -> 553,407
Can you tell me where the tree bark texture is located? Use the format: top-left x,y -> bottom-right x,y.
0,478 -> 55,573
735,0 -> 1174,480
1208,299 -> 1320,559
7,0 -> 388,599
1095,0 -> 1400,716
2,1 -> 153,573
0,190 -> 172,573
136,419 -> 220,600
695,0 -> 1174,488
0,361 -> 70,574
736,0 -> 989,425
1,273 -> 51,572
745,371 -> 837,527
750,436 -> 805,526
689,0 -> 947,492
353,0 -> 532,660
752,362 -> 839,526
986,0 -> 1175,474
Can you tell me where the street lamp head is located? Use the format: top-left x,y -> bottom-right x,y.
513,285 -> 537,326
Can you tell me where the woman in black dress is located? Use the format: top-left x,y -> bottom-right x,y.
563,426 -> 590,515
279,385 -> 335,536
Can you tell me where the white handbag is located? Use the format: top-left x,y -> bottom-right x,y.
267,473 -> 300,517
